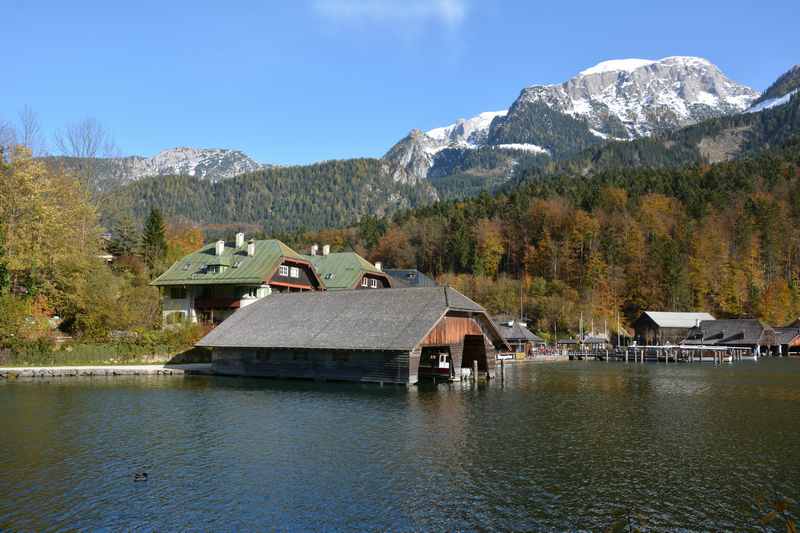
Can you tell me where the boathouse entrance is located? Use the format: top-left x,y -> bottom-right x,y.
461,334 -> 489,373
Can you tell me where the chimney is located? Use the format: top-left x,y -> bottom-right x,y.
374,261 -> 382,272
235,232 -> 245,248
247,239 -> 255,257
215,240 -> 225,256
322,244 -> 330,256
310,244 -> 319,256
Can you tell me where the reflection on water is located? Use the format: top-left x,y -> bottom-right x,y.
1,360 -> 799,530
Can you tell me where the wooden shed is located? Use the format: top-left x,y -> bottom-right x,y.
633,311 -> 715,345
196,286 -> 508,385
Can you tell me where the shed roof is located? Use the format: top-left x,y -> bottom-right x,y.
302,252 -> 388,290
197,286 -> 506,352
684,319 -> 775,346
639,311 -> 715,328
773,326 -> 800,345
494,320 -> 545,343
152,239 -> 309,286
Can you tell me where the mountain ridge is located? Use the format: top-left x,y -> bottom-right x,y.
386,56 -> 759,184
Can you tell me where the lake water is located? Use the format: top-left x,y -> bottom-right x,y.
1,360 -> 799,531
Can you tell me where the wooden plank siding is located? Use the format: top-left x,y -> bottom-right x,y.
421,316 -> 483,346
212,347 -> 413,384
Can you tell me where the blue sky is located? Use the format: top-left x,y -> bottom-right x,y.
2,0 -> 797,164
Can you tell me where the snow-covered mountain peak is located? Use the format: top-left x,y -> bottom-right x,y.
579,58 -> 656,76
138,147 -> 264,181
386,56 -> 760,183
425,110 -> 507,146
513,55 -> 759,139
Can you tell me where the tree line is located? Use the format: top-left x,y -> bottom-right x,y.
0,145 -> 203,351
285,137 -> 800,337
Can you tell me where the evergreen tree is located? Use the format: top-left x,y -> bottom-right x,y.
140,208 -> 167,273
109,213 -> 140,257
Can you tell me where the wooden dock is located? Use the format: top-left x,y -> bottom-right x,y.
568,345 -> 759,364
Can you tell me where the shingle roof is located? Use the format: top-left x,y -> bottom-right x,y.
641,311 -> 715,328
152,240 -> 307,286
773,326 -> 800,345
197,286 -> 505,351
302,252 -> 387,290
385,269 -> 438,288
494,320 -> 545,343
684,319 -> 775,346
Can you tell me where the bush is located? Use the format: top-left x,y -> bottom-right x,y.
0,323 -> 212,367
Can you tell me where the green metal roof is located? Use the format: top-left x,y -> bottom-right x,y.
152,240 -> 307,286
301,252 -> 382,290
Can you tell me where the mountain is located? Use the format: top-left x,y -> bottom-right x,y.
513,69 -> 800,182
101,158 -> 439,234
100,61 -> 799,238
46,147 -> 267,192
386,56 -> 759,185
746,64 -> 800,113
121,147 -> 266,181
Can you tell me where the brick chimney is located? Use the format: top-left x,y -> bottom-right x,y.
247,239 -> 256,257
215,240 -> 225,256
374,261 -> 382,272
235,232 -> 245,248
322,244 -> 330,256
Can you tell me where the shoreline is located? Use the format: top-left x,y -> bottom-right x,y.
0,363 -> 213,379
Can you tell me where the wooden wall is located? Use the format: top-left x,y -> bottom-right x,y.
421,316 -> 482,346
212,347 -> 413,384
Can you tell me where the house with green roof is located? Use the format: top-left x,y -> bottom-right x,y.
152,233 -> 324,324
302,244 -> 393,291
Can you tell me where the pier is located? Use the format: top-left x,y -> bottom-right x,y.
568,345 -> 759,363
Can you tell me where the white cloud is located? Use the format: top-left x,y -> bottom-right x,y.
312,0 -> 467,30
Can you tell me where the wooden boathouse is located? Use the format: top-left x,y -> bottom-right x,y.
632,311 -> 715,345
196,286 -> 508,385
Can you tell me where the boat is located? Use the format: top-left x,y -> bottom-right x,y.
419,351 -> 452,379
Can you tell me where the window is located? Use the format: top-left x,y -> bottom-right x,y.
181,263 -> 192,271
170,287 -> 187,299
370,278 -> 378,288
324,272 -> 335,280
289,266 -> 300,279
361,277 -> 369,287
278,265 -> 289,277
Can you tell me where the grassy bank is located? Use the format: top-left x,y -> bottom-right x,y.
0,325 -> 211,367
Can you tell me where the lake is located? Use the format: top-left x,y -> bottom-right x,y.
1,359 -> 799,530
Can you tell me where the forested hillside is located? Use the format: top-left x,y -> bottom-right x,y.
288,137 -> 800,337
101,158 -> 438,234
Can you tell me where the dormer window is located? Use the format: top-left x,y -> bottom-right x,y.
279,265 -> 289,277
182,263 -> 192,271
289,266 -> 300,279
324,272 -> 335,280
